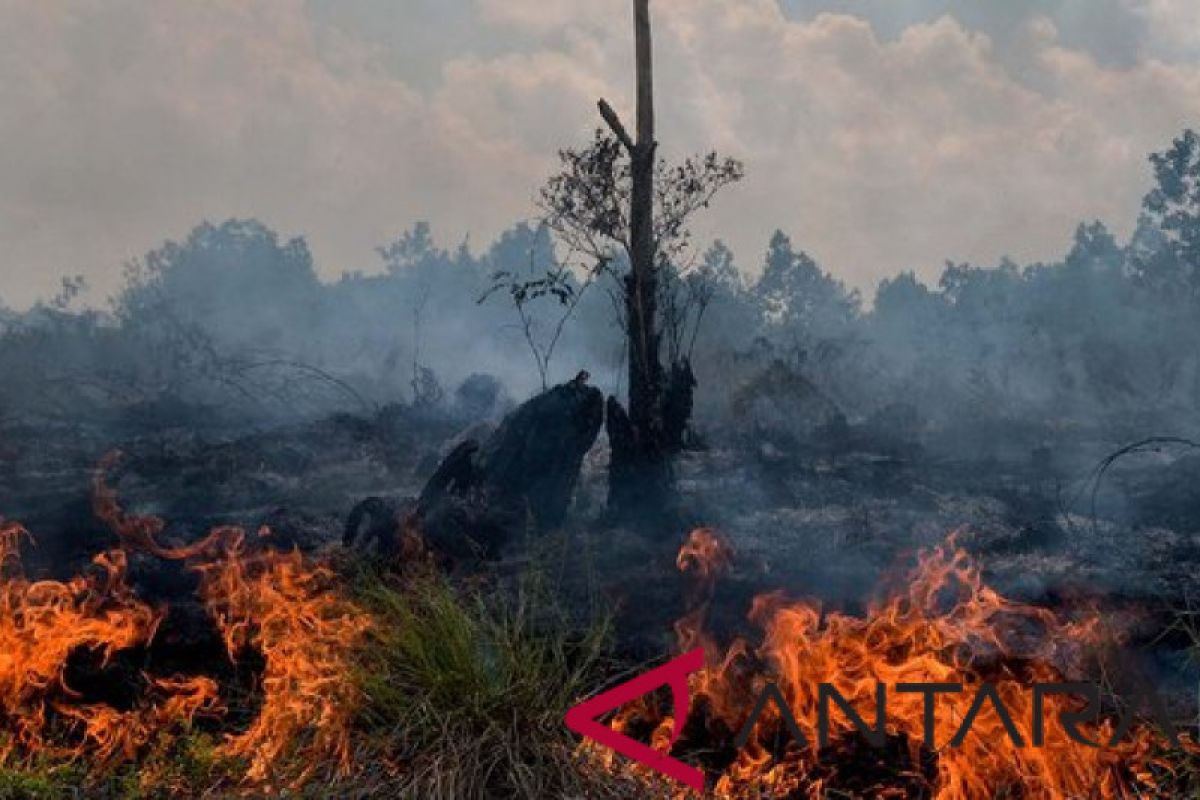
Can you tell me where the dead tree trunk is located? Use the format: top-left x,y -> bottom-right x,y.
599,0 -> 674,519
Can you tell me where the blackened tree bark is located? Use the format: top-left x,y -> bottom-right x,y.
599,0 -> 672,516
663,358 -> 696,454
538,0 -> 742,524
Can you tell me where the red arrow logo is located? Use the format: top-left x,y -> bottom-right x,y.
565,647 -> 706,791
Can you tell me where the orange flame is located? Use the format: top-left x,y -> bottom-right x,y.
188,527 -> 371,782
0,459 -> 371,790
676,528 -> 732,583
0,519 -> 222,766
602,529 -> 1189,798
92,464 -> 372,784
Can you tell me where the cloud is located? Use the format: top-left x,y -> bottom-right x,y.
1,0 -> 1199,307
1126,0 -> 1200,60
475,0 -> 613,34
0,0 -> 578,307
481,0 -> 1200,289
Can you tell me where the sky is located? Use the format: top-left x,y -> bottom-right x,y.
2,0 -> 1199,308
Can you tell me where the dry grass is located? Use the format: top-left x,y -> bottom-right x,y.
341,561 -> 643,799
0,555 -> 652,798
5,559 -> 1200,797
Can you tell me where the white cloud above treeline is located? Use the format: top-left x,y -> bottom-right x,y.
1,0 -> 1198,306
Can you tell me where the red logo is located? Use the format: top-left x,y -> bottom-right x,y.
565,647 -> 705,791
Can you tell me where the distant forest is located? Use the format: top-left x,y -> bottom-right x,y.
3,129 -> 1200,437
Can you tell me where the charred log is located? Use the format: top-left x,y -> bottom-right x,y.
417,440 -> 481,509
412,380 -> 603,555
477,380 -> 602,526
343,496 -> 405,556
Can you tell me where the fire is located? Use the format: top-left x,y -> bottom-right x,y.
92,463 -> 372,785
187,527 -> 371,782
0,519 -> 222,766
677,528 -> 732,582
601,529 -> 1190,798
0,459 -> 371,790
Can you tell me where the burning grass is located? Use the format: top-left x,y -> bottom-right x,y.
584,529 -> 1200,799
0,518 -> 232,790
1,463 -> 1199,797
0,465 -> 377,795
0,467 -> 632,797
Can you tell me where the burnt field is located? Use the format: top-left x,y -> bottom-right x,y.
8,398 -> 1200,636
2,382 -> 1199,797
3,26 -> 1200,792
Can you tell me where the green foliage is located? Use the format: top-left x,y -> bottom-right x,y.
347,565 -> 625,799
0,762 -> 87,800
538,129 -> 744,267
0,731 -> 250,799
1138,129 -> 1200,294
753,230 -> 860,334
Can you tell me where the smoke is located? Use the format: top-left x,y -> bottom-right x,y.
2,131 -> 1199,495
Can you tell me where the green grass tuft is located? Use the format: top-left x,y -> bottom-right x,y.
346,562 -> 637,798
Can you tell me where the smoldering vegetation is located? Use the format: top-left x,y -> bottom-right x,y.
2,119 -> 1200,796
3,132 -> 1200,658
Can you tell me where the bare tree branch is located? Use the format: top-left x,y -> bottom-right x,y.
598,99 -> 634,153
